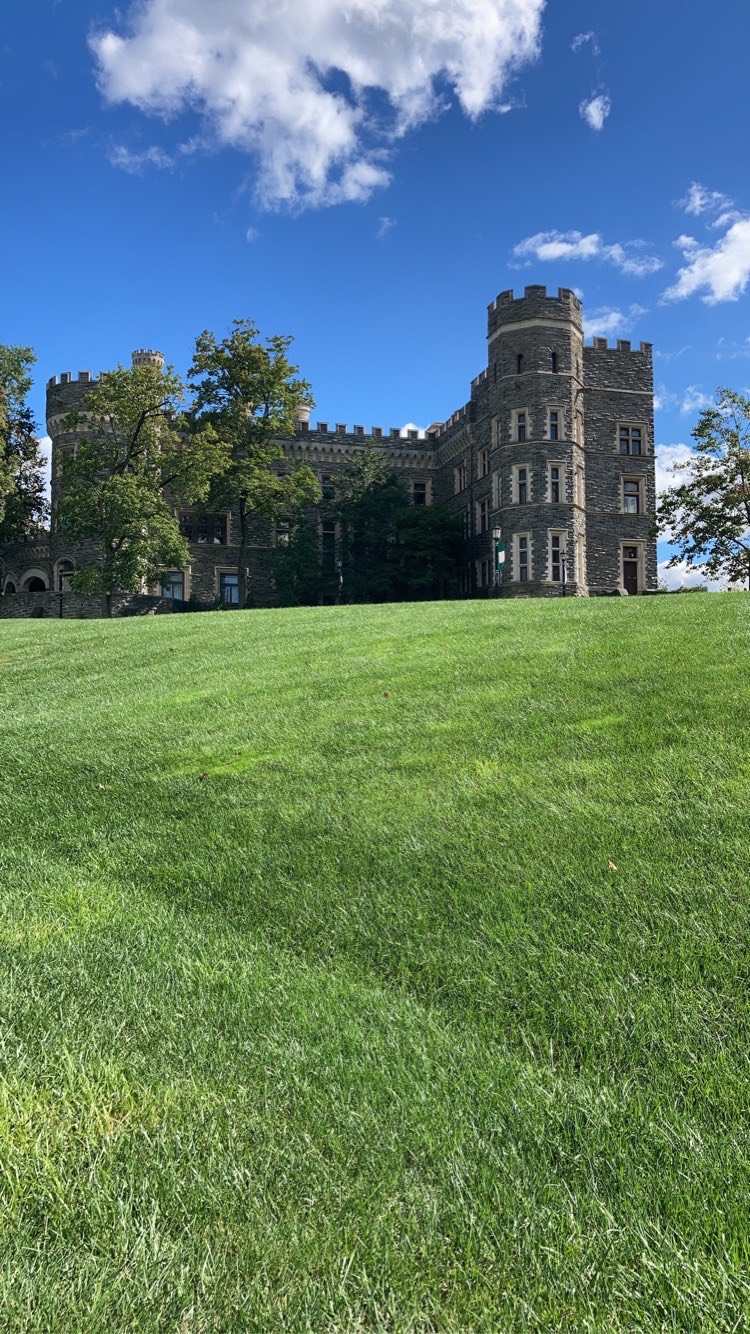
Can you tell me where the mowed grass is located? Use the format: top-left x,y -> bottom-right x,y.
1,594 -> 750,1331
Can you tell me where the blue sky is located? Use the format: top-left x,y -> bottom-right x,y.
3,0 -> 750,585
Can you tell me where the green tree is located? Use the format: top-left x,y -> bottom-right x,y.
336,451 -> 463,603
188,322 -> 320,608
0,345 -> 48,544
272,516 -> 325,607
659,388 -> 750,589
59,360 -> 228,615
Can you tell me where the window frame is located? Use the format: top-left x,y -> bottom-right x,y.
547,529 -> 567,583
546,407 -> 563,442
513,532 -> 532,583
454,460 -> 467,495
618,422 -> 647,456
547,462 -> 565,504
621,476 -> 644,515
512,463 -> 531,506
512,408 -> 529,443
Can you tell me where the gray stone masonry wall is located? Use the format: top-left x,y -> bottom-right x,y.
0,591 -> 179,619
0,296 -> 658,618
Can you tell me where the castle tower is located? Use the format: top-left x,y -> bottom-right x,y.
46,370 -> 96,530
131,348 -> 165,370
485,285 -> 587,593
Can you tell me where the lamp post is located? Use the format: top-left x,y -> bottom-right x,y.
492,526 -> 505,591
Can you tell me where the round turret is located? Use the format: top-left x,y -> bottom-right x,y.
131,348 -> 165,370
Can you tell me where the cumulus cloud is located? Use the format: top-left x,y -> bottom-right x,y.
245,226 -> 260,244
377,216 -> 396,240
658,558 -> 737,591
579,92 -> 611,131
91,0 -> 545,210
655,442 -> 693,496
663,219 -> 750,304
108,144 -> 174,174
513,230 -> 662,277
583,303 -> 647,340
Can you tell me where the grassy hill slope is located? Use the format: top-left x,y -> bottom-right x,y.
1,594 -> 750,1330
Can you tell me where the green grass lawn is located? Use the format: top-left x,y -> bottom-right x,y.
1,593 -> 750,1331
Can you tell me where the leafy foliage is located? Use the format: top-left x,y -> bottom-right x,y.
659,388 -> 750,588
59,361 -> 228,610
0,345 -> 48,544
188,321 -> 320,606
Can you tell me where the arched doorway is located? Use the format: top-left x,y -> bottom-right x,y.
21,571 -> 49,592
2,581 -> 16,596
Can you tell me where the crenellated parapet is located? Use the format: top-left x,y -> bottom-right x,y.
487,285 -> 583,341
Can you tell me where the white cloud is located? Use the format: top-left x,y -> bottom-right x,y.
108,144 -> 174,174
377,216 -> 396,240
658,558 -> 737,592
663,218 -> 750,304
680,385 -> 712,415
571,31 -> 599,54
716,335 -> 750,360
579,92 -> 611,131
91,0 -> 545,211
655,442 -> 693,496
400,422 -> 426,438
583,304 -> 646,340
678,181 -> 733,217
245,226 -> 260,243
512,229 -> 662,277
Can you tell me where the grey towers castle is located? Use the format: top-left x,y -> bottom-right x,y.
0,284 -> 657,615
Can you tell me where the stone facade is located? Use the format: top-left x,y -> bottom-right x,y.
0,284 -> 657,616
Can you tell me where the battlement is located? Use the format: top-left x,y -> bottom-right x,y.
47,371 -> 97,387
585,338 -> 653,355
132,348 -> 165,369
488,284 -> 582,314
295,421 -> 431,444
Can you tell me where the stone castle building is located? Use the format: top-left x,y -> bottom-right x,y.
0,284 -> 657,615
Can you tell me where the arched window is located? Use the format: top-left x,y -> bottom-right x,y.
25,577 -> 47,592
551,350 -> 558,372
516,353 -> 524,375
3,581 -> 16,596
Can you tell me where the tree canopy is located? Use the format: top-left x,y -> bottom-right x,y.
659,388 -> 750,589
0,345 -> 47,544
58,360 -> 228,612
188,321 -> 320,607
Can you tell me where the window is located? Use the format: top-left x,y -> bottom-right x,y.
551,350 -> 558,373
513,465 -> 530,505
476,558 -> 491,588
516,353 -> 524,375
477,448 -> 489,478
475,497 -> 489,534
462,508 -> 471,538
219,572 -> 239,606
548,464 -> 562,504
515,410 -> 527,443
161,571 -> 184,601
180,512 -> 227,545
623,479 -> 642,514
549,531 -> 566,583
412,481 -> 427,506
514,533 -> 531,583
492,470 -> 501,509
276,516 -> 291,545
321,521 -> 336,573
454,461 -> 467,494
547,410 -> 560,442
619,425 -> 644,456
322,474 -> 335,500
